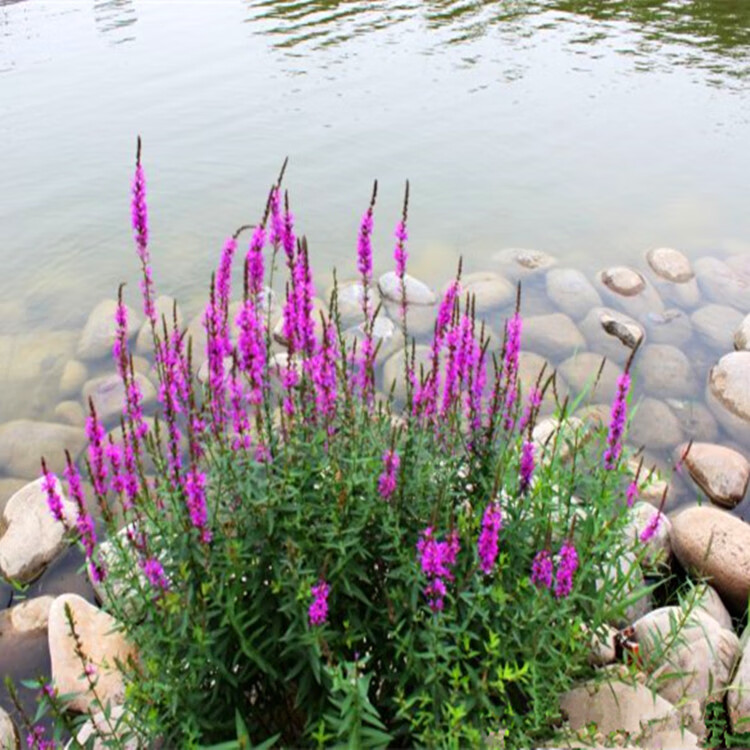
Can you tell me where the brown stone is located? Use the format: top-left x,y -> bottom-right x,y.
677,442 -> 750,508
646,247 -> 694,283
706,351 -> 750,444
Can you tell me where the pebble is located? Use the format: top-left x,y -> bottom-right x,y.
623,501 -> 672,572
694,256 -> 750,311
636,344 -> 697,399
677,441 -> 750,509
706,351 -> 750,444
457,271 -> 515,313
691,304 -> 743,351
546,268 -> 602,321
557,352 -> 623,403
0,595 -> 55,636
77,299 -> 141,362
521,313 -> 585,361
646,247 -> 694,284
382,345 -> 432,404
53,400 -> 86,427
596,266 -> 664,318
378,271 -> 436,306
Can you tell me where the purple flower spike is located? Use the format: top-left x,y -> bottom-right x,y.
41,460 -> 65,525
639,511 -> 663,543
519,440 -> 535,493
502,312 -> 523,431
531,549 -> 553,590
417,527 -> 460,612
553,543 -> 578,599
185,466 -> 211,544
131,140 -> 156,325
477,502 -> 502,574
603,372 -> 631,470
309,580 -> 330,627
141,557 -> 170,592
626,480 -> 638,508
377,449 -> 400,500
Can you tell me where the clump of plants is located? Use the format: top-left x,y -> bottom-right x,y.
19,141 -> 671,748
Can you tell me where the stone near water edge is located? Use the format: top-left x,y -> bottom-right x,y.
625,456 -> 685,512
382,345 -> 433,404
0,595 -> 55,637
522,313 -> 586,361
59,359 -> 89,399
54,400 -> 86,428
629,398 -> 685,452
0,420 -> 87,479
454,271 -> 515,313
582,622 -> 618,667
77,299 -> 141,362
635,344 -> 698,399
557,352 -> 623,403
82,373 -> 156,425
558,679 -> 699,750
384,299 -> 437,338
48,593 -> 137,714
0,477 -> 77,584
134,295 -> 183,355
0,331 -> 78,384
334,279 -> 367,325
706,351 -> 750,444
734,313 -> 750,351
665,399 -> 719,443
690,304 -> 743,352
694,256 -> 750,311
598,266 -> 646,297
545,268 -> 602,321
727,626 -> 750,735
640,309 -> 692,347
0,707 -> 17,750
378,271 -> 436,306
633,606 -> 740,737
646,247 -> 695,284
670,505 -> 750,613
676,441 -> 750,509
596,266 -> 665,319
490,247 -> 557,280
578,307 -> 644,364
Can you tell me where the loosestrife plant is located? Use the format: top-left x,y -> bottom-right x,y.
28,142 -> 660,749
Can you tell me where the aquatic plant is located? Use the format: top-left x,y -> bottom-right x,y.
25,141 -> 668,748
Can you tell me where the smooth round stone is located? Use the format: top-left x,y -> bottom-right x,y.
0,420 -> 86,479
343,316 -> 404,365
490,247 -> 557,279
671,506 -> 750,613
457,271 -> 514,313
59,359 -> 88,399
135,295 -> 183,355
635,344 -> 698,399
646,247 -> 694,283
0,331 -> 77,384
334,279 -> 366,325
707,352 -> 750,444
77,299 -> 141,362
734,314 -> 750,351
691,304 -> 744,351
517,352 -> 568,415
596,268 -> 664,319
695,585 -> 733,633
639,308 -> 692,346
677,442 -> 750,509
666,399 -> 719,443
546,268 -> 602,321
695,256 -> 750,311
521,313 -> 585,361
382,345 -> 432,403
0,707 -> 16,750
82,373 -> 156,425
579,307 -> 643,364
1,595 -> 55,636
598,266 -> 646,296
629,397 -> 685,451
558,352 -> 623,403
378,272 -> 436,306
53,400 -> 85,428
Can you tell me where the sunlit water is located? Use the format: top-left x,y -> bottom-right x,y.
2,0 -> 750,718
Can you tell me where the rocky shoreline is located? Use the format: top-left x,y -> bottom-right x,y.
2,245 -> 750,746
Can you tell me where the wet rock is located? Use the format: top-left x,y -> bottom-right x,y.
343,315 -> 404,365
579,307 -> 643,364
623,501 -> 672,571
598,266 -> 646,297
77,300 -> 141,362
636,344 -> 697,399
0,707 -> 16,750
671,506 -> 750,613
491,247 -> 557,280
596,266 -> 665,319
135,295 -> 182,355
558,352 -> 623,403
646,247 -> 694,284
677,441 -> 750,509
0,331 -> 78,383
382,345 -> 432,403
634,606 -> 739,736
522,313 -> 585,361
546,268 -> 602,321
378,272 -> 436,306
384,301 -> 436,337
59,359 -> 88,399
82,374 -> 156,425
694,256 -> 750,311
335,280 -> 366,325
640,309 -> 692,346
53,400 -> 85,428
630,398 -> 685,451
665,399 -> 719,443
694,584 -> 733,633
0,477 -> 76,584
691,304 -> 743,351
0,420 -> 86,479
558,680 -> 698,749
734,314 -> 750,351
0,595 -> 54,636
48,594 -> 136,713
457,271 -> 515,313
706,351 -> 750,444
0,478 -> 28,516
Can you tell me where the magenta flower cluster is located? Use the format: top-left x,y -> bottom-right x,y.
477,502 -> 502,575
378,449 -> 401,500
309,580 -> 330,627
603,372 -> 631,469
531,543 -> 579,599
417,527 -> 460,612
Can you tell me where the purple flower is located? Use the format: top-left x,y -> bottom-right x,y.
603,372 -> 631,469
85,407 -> 108,497
530,549 -> 553,589
626,480 -> 638,508
185,466 -> 211,544
639,511 -> 663,543
377,449 -> 400,500
417,527 -> 460,611
41,460 -> 65,525
477,502 -> 502,574
309,580 -> 330,627
394,220 -> 408,279
519,440 -> 535,493
131,143 -> 156,325
502,312 -> 523,431
553,543 -> 578,599
518,387 -> 542,434
269,187 -> 284,249
26,725 -> 56,750
245,225 -> 266,299
141,557 -> 170,592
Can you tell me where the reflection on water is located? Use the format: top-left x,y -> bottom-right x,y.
93,0 -> 136,44
246,0 -> 750,83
